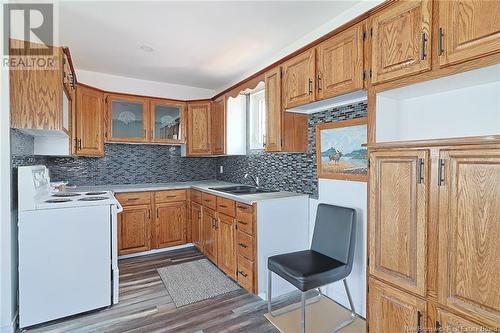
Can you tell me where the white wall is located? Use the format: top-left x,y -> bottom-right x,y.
309,179 -> 367,318
76,69 -> 215,100
1,3 -> 16,332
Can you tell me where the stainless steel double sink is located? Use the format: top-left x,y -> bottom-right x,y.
208,185 -> 278,195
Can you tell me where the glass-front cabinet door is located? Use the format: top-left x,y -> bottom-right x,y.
107,94 -> 149,143
150,99 -> 185,144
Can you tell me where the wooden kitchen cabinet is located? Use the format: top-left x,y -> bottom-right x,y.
74,85 -> 104,156
370,0 -> 432,84
186,101 -> 212,156
264,66 -> 308,153
202,207 -> 218,263
191,202 -> 203,251
282,49 -> 316,109
211,96 -> 226,155
368,278 -> 426,333
150,99 -> 186,144
117,204 -> 152,255
106,94 -> 149,143
316,23 -> 364,100
155,201 -> 186,248
217,213 -> 236,279
437,0 -> 500,67
369,149 -> 428,296
437,149 -> 500,328
436,308 -> 495,333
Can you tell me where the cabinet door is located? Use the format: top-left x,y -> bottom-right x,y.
264,66 -> 282,152
202,207 -> 218,263
74,85 -> 104,156
118,205 -> 151,255
369,150 -> 428,296
316,23 -> 363,100
211,97 -> 226,155
368,278 -> 426,333
217,213 -> 236,279
155,202 -> 186,248
107,94 -> 149,143
150,99 -> 185,144
187,102 -> 211,156
282,49 -> 315,109
436,308 -> 495,333
437,149 -> 500,328
438,0 -> 500,67
371,0 -> 432,84
191,202 -> 203,251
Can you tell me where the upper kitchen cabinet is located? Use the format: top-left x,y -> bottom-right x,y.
150,99 -> 186,144
437,0 -> 500,67
74,85 -> 104,156
265,66 -> 308,153
10,40 -> 75,134
282,48 -> 316,109
211,96 -> 226,155
106,94 -> 149,143
186,101 -> 212,156
316,23 -> 364,100
370,0 -> 432,84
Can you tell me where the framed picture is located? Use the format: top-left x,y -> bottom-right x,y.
316,118 -> 368,182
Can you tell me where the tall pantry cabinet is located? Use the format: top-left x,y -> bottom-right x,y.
368,141 -> 500,332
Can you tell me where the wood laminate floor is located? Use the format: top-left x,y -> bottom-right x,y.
25,247 -> 286,333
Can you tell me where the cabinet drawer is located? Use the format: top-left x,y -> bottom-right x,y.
236,231 -> 254,261
236,203 -> 254,235
191,190 -> 202,204
155,189 -> 186,203
115,192 -> 151,206
201,192 -> 217,210
237,255 -> 254,292
217,197 -> 235,217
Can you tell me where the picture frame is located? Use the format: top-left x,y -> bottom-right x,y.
316,118 -> 368,182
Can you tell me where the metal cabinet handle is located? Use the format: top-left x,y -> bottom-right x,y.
166,195 -> 177,198
148,209 -> 151,219
237,220 -> 248,225
438,159 -> 446,186
156,208 -> 159,219
417,158 -> 424,184
438,28 -> 444,56
435,320 -> 441,332
238,270 -> 248,278
317,74 -> 322,91
421,32 -> 427,60
74,138 -> 78,150
237,205 -> 248,210
308,79 -> 313,95
416,311 -> 422,333
78,138 -> 82,150
238,243 -> 248,249
128,198 -> 139,201
219,204 -> 228,208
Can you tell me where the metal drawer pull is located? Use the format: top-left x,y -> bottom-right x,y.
166,195 -> 177,198
417,158 -> 424,184
237,205 -> 249,210
238,270 -> 248,278
238,220 -> 248,225
421,32 -> 427,60
204,199 -> 211,202
219,204 -> 228,208
128,198 -> 139,201
438,28 -> 444,55
308,79 -> 312,95
238,243 -> 248,248
416,311 -> 422,333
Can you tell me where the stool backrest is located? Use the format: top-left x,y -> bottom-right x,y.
311,204 -> 357,268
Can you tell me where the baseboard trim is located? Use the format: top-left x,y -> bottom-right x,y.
0,311 -> 18,333
118,243 -> 194,260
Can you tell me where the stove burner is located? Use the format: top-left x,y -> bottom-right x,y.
45,198 -> 72,203
85,191 -> 107,196
78,197 -> 108,201
52,192 -> 80,197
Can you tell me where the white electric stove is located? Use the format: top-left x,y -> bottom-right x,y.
17,165 -> 122,328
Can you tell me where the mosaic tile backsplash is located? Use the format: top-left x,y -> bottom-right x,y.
216,101 -> 367,197
11,101 -> 367,194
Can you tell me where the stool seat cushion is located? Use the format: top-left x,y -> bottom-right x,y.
268,250 -> 348,292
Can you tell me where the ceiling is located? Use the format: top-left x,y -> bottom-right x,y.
59,1 -> 364,91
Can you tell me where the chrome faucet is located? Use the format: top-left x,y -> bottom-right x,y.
244,173 -> 259,188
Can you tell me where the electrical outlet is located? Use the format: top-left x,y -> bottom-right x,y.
219,165 -> 224,174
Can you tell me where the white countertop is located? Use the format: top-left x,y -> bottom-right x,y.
72,180 -> 309,205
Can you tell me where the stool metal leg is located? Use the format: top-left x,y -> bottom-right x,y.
327,279 -> 357,333
267,270 -> 272,314
301,292 -> 306,333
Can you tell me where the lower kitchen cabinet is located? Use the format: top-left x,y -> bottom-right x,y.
117,204 -> 152,255
155,201 -> 186,248
190,201 -> 203,251
217,213 -> 236,279
368,278 -> 426,333
202,207 -> 218,263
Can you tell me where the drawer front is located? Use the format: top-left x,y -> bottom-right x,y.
236,203 -> 254,235
236,231 -> 254,260
115,191 -> 151,206
191,190 -> 202,204
201,192 -> 217,210
237,255 -> 254,292
217,197 -> 235,217
155,189 -> 187,203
